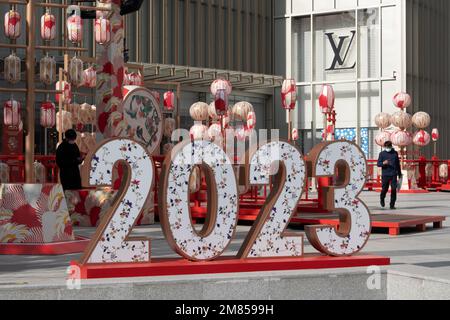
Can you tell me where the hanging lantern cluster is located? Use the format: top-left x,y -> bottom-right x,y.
40,54 -> 56,85
163,91 -> 175,111
40,10 -> 56,41
83,65 -> 96,88
4,9 -> 21,40
40,101 -> 56,128
95,16 -> 111,45
67,14 -> 83,44
69,55 -> 84,87
281,79 -> 297,110
4,52 -> 21,84
3,98 -> 21,127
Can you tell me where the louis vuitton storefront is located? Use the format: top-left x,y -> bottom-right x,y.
274,0 -> 450,159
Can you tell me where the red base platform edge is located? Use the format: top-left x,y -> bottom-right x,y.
71,255 -> 390,280
0,236 -> 90,255
374,189 -> 430,194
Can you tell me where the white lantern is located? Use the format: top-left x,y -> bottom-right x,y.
56,110 -> 73,133
69,56 -> 84,87
40,54 -> 56,85
4,52 -> 21,84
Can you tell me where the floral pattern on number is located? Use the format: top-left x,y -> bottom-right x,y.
165,141 -> 238,260
248,142 -> 305,257
309,141 -> 371,256
87,139 -> 153,264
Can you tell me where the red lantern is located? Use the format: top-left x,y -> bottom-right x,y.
214,89 -> 228,116
3,99 -> 21,126
393,92 -> 411,110
4,10 -> 21,40
56,81 -> 72,105
292,128 -> 299,141
319,85 -> 335,114
41,10 -> 56,41
432,128 -> 439,142
83,65 -> 96,88
95,17 -> 111,45
163,91 -> 175,111
67,15 -> 82,43
281,79 -> 297,110
40,101 -> 56,128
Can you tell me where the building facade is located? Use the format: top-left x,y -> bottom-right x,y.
274,0 -> 450,159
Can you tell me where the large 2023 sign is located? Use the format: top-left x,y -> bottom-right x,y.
79,138 -> 371,265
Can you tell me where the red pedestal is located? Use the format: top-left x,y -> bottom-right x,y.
71,255 -> 391,280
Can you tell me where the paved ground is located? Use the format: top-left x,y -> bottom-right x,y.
1,191 -> 450,298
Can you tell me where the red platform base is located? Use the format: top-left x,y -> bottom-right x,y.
0,236 -> 90,255
292,213 -> 445,236
374,188 -> 430,194
71,255 -> 390,280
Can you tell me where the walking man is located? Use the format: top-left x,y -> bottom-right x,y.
377,141 -> 402,210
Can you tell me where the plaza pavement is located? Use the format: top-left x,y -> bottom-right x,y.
1,191 -> 450,299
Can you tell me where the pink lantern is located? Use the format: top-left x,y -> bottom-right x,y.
41,10 -> 56,41
319,84 -> 335,114
207,123 -> 222,142
391,130 -> 413,147
83,66 -> 96,88
281,79 -> 297,110
211,79 -> 232,96
292,128 -> 299,141
432,128 -> 439,142
375,131 -> 392,147
95,17 -> 111,45
124,71 -> 143,86
67,14 -> 82,43
3,99 -> 21,126
163,91 -> 175,111
393,92 -> 411,110
40,101 -> 56,128
247,111 -> 256,130
4,10 -> 21,39
413,130 -> 431,147
56,81 -> 72,105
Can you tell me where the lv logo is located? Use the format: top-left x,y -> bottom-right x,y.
325,31 -> 356,71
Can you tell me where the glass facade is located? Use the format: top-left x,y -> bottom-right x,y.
274,0 -> 403,158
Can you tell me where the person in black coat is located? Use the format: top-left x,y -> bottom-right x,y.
377,141 -> 403,210
56,129 -> 84,191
